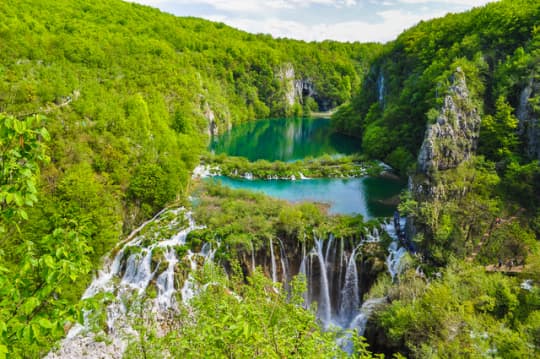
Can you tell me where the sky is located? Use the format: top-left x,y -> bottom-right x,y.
128,0 -> 498,43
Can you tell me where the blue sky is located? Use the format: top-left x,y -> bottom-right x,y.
128,0 -> 497,43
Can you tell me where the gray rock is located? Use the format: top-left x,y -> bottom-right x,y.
417,67 -> 481,176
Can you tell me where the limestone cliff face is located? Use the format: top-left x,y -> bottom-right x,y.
408,68 -> 481,237
517,75 -> 540,160
279,63 -> 298,107
278,63 -> 317,108
417,67 -> 481,176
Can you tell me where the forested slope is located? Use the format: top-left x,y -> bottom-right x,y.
330,0 -> 540,356
0,0 -> 380,355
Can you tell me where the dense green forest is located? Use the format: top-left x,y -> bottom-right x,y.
1,0 -> 539,357
332,0 -> 540,357
0,0 -> 380,356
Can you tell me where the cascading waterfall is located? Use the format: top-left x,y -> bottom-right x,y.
384,217 -> 407,281
155,248 -> 179,310
48,197 -> 409,358
250,240 -> 256,273
47,208 -> 213,359
300,218 -> 406,333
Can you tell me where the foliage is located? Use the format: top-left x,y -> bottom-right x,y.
191,181 -> 376,257
0,114 -> 49,232
124,263 -> 382,358
0,114 -> 93,358
375,262 -> 539,358
332,0 -> 540,174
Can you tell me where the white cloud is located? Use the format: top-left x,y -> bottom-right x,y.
396,0 -> 496,5
128,0 -> 497,42
129,0 -> 357,13
207,9 -> 447,43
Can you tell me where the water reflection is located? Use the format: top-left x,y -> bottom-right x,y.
210,118 -> 361,162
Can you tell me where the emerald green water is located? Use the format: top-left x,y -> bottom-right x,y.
209,118 -> 405,218
210,118 -> 361,162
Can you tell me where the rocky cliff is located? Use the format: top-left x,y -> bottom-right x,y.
417,67 -> 481,177
517,75 -> 540,160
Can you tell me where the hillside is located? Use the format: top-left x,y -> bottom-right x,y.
1,0 -> 539,358
0,0 -> 381,356
332,0 -> 540,356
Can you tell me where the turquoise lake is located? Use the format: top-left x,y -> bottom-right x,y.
210,117 -> 361,162
208,118 -> 405,218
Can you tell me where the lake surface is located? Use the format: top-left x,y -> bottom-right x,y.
210,117 -> 361,162
209,117 -> 405,218
209,176 -> 405,218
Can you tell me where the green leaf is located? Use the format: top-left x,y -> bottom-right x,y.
38,318 -> 53,329
43,255 -> 54,269
19,209 -> 28,220
21,297 -> 40,315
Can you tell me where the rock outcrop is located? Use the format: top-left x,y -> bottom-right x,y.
417,67 -> 481,176
204,102 -> 218,137
517,75 -> 540,160
278,63 -> 319,109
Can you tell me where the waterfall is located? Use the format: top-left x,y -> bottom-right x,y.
277,238 -> 289,285
156,248 -> 178,309
122,249 -> 156,293
348,297 -> 386,335
386,241 -> 407,281
250,241 -> 256,273
377,72 -> 385,104
384,217 -> 407,281
338,247 -> 359,325
269,237 -> 278,283
47,208 -> 209,359
314,238 -> 332,326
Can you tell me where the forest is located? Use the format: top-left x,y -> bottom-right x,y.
1,0 -> 539,358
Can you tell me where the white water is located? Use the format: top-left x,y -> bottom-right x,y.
314,238 -> 332,327
299,217 -> 406,334
269,237 -> 278,283
339,247 -> 360,324
384,217 -> 407,281
47,208 -> 212,359
277,238 -> 289,286
349,297 -> 386,335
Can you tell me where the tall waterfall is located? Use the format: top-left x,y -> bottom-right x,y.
384,217 -> 407,281
377,72 -> 385,105
269,237 -> 278,283
314,238 -> 332,326
299,218 -> 407,332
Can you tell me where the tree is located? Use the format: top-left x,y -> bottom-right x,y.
0,114 -> 92,358
0,114 -> 49,233
479,96 -> 519,161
